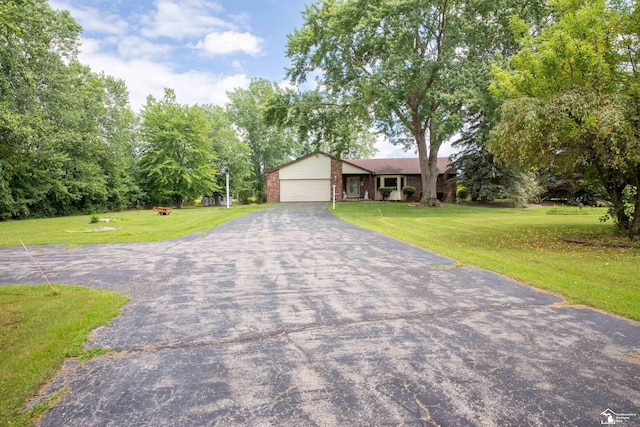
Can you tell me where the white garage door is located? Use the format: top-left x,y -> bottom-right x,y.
280,179 -> 330,202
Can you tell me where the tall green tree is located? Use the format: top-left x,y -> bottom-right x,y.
97,75 -> 139,210
138,89 -> 218,208
225,79 -> 298,201
489,0 -> 640,238
454,142 -> 539,203
0,0 -> 80,218
287,0 -> 498,206
452,0 -> 548,199
202,105 -> 252,203
263,89 -> 377,159
43,61 -> 123,214
0,0 -> 138,218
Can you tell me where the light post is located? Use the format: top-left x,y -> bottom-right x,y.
332,175 -> 336,210
222,167 -> 230,209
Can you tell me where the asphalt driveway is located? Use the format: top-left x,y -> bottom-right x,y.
1,203 -> 638,426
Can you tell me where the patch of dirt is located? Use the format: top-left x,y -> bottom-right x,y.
65,227 -> 119,233
560,236 -> 639,248
455,200 -> 526,208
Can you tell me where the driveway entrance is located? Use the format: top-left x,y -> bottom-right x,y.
0,203 -> 638,426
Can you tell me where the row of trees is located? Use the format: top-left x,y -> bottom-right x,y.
1,1 -> 137,218
1,0 -> 376,220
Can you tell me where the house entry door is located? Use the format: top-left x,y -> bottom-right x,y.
346,176 -> 360,197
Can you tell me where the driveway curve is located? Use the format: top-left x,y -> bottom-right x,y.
1,203 -> 638,426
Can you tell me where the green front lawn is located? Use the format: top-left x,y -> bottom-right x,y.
333,202 -> 640,321
0,285 -> 128,426
0,205 -> 266,246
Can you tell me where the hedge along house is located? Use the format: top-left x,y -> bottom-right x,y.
265,152 -> 456,203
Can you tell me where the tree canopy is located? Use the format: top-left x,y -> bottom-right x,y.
263,89 -> 377,160
137,89 -> 219,208
0,0 -> 138,218
287,0 -> 471,205
225,79 -> 299,202
203,105 -> 252,203
489,0 -> 640,237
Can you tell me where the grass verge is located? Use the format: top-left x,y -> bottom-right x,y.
546,205 -> 604,215
0,285 -> 128,426
0,205 -> 266,246
332,202 -> 639,321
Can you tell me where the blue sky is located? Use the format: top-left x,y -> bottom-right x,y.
49,0 -> 454,158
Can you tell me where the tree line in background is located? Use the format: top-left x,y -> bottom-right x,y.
0,0 -> 376,220
1,0 -> 639,237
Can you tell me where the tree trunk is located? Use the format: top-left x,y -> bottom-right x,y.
630,194 -> 640,240
176,195 -> 184,209
416,122 -> 441,207
416,130 -> 430,205
605,181 -> 629,232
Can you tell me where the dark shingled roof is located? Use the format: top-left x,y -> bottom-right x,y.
345,157 -> 452,175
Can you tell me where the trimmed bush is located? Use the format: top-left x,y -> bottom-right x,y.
402,186 -> 416,198
456,186 -> 469,201
378,187 -> 394,201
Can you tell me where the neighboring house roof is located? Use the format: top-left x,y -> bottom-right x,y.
346,157 -> 452,175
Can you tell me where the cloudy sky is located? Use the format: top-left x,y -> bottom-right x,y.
50,0 -> 455,158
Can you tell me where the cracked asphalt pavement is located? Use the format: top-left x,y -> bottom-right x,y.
1,203 -> 639,426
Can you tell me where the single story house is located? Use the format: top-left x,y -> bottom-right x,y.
265,151 -> 455,203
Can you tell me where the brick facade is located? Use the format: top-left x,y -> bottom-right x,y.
439,174 -> 456,202
340,174 -> 375,200
330,158 -> 343,200
404,175 -> 419,202
337,171 -> 456,202
265,170 -> 280,203
264,152 -> 456,203
362,175 -> 375,200
406,174 -> 456,202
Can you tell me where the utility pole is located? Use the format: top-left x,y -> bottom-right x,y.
222,167 -> 230,209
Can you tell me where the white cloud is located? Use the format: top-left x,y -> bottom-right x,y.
78,37 -> 101,55
374,135 -> 415,159
173,71 -> 251,106
373,135 -> 458,159
118,36 -> 173,60
195,31 -> 263,56
277,79 -> 296,91
231,60 -> 244,73
141,0 -> 234,39
49,0 -> 128,35
77,47 -> 250,110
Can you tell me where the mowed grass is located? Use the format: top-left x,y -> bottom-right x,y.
0,285 -> 128,426
0,205 -> 266,246
333,202 -> 640,321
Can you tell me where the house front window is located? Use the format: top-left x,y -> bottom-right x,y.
376,175 -> 405,200
384,177 -> 397,189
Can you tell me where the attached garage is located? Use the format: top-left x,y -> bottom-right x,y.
280,179 -> 330,202
265,152 -> 335,202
